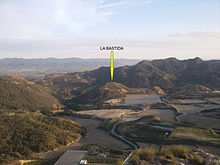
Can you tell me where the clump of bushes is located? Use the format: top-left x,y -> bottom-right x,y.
99,118 -> 119,131
130,155 -> 140,165
137,147 -> 157,161
190,153 -> 205,165
116,159 -> 124,165
160,145 -> 189,159
130,147 -> 157,165
130,145 -> 207,165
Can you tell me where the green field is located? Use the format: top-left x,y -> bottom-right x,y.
118,121 -> 167,140
99,118 -> 119,131
171,127 -> 220,144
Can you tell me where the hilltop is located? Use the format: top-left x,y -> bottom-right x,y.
68,82 -> 138,106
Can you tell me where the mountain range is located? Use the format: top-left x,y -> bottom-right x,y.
35,57 -> 220,108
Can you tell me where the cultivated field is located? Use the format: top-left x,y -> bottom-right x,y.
123,94 -> 161,105
198,104 -> 219,108
174,104 -> 204,114
179,114 -> 220,129
207,97 -> 220,104
34,117 -> 130,160
171,127 -> 220,141
69,117 -> 130,150
122,114 -> 142,122
137,109 -> 175,121
75,109 -> 132,119
177,99 -> 206,104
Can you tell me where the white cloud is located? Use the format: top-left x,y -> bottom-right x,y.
0,0 -> 153,39
98,0 -> 153,9
168,31 -> 220,39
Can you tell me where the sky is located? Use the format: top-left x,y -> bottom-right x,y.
0,0 -> 220,60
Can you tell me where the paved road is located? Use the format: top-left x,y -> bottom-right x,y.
111,115 -> 139,165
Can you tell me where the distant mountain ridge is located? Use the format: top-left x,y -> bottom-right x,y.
0,57 -> 140,77
37,57 -> 220,107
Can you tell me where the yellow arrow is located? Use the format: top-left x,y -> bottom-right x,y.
110,51 -> 114,81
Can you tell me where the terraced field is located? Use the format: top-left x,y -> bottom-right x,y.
174,105 -> 204,114
75,109 -> 132,119
137,109 -> 175,121
179,114 -> 220,129
123,94 -> 161,105
207,97 -> 220,104
177,99 -> 206,104
171,127 -> 220,142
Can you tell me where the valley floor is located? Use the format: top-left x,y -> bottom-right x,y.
32,116 -> 130,161
28,95 -> 220,165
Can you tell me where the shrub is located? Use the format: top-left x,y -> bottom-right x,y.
140,161 -> 149,165
190,154 -> 204,165
161,145 -> 189,159
116,159 -> 124,165
130,155 -> 140,165
137,147 -> 157,161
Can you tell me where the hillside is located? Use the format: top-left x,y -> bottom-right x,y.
0,76 -> 86,163
168,84 -> 213,95
68,82 -> 137,106
0,110 -> 85,161
114,57 -> 220,89
37,57 -> 220,107
0,76 -> 60,112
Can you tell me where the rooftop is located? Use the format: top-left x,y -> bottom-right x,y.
54,150 -> 87,165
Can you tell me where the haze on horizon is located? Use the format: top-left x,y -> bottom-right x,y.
0,0 -> 220,60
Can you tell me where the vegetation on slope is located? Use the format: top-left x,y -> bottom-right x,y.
99,118 -> 119,131
0,76 -> 86,163
130,145 -> 207,165
0,76 -> 60,112
171,127 -> 220,143
67,82 -> 138,107
0,110 -> 85,161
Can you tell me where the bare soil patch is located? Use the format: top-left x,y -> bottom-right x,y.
75,109 -> 132,119
174,105 -> 204,114
124,94 -> 161,105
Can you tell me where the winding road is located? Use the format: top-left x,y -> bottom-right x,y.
111,115 -> 139,165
